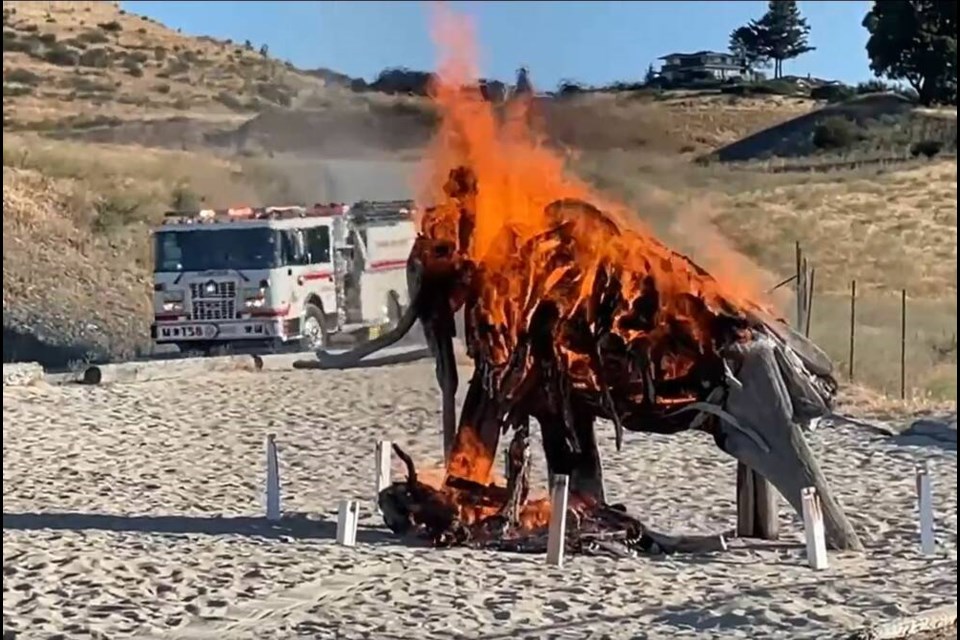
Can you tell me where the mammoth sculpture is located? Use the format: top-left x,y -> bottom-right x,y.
306,167 -> 863,553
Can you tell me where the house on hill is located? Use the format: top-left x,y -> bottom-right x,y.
658,51 -> 752,84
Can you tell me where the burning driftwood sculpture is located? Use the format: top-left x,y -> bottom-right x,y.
308,30 -> 863,554
313,166 -> 864,556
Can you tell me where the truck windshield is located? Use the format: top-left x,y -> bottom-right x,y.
154,228 -> 283,272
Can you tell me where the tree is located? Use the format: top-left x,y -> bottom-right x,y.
259,43 -> 269,58
643,63 -> 658,85
729,25 -> 767,74
863,1 -> 957,106
730,1 -> 814,79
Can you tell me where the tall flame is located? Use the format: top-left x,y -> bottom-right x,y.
417,5 -> 768,314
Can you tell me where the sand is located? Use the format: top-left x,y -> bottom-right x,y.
3,362 -> 957,639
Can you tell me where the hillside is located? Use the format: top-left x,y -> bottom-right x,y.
2,1 -> 956,403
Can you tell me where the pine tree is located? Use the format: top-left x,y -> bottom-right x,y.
753,1 -> 814,79
729,1 -> 814,79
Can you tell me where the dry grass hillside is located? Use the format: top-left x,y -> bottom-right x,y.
3,1 -> 817,155
2,1 -> 956,405
2,0 -> 325,126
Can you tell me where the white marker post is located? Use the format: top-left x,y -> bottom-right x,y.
375,440 -> 392,514
801,486 -> 828,570
265,434 -> 281,522
916,463 -> 935,556
546,474 -> 570,567
336,499 -> 360,547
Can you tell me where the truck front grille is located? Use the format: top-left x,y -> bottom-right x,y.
189,281 -> 237,321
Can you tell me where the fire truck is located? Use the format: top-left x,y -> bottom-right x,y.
150,200 -> 417,354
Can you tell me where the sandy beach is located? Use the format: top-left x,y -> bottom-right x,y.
3,362 -> 957,639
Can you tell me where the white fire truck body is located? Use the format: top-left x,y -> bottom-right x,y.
150,201 -> 416,353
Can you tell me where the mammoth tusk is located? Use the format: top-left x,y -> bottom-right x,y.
665,401 -> 770,454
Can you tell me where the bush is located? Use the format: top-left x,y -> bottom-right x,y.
910,140 -> 943,159
3,30 -> 37,53
43,44 -> 79,66
255,82 -> 293,106
170,184 -> 201,211
812,116 -> 862,150
720,80 -> 796,96
215,90 -> 246,111
92,193 -> 142,234
153,45 -> 166,62
3,83 -> 32,97
5,68 -> 41,85
811,83 -> 855,103
64,75 -> 114,93
96,21 -> 122,33
123,60 -> 143,77
78,47 -> 111,68
38,32 -> 56,44
856,79 -> 892,94
154,82 -> 171,94
76,30 -> 109,45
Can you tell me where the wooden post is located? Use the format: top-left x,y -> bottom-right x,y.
900,289 -> 907,400
265,434 -> 281,522
804,267 -> 816,338
916,463 -> 935,556
795,242 -> 805,330
375,440 -> 391,514
848,280 -> 857,381
735,463 -> 780,540
801,487 -> 828,570
336,499 -> 359,546
546,474 -> 570,567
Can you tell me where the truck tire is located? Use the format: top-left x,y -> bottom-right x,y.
300,303 -> 329,351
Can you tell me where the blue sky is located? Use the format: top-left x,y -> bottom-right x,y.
122,1 -> 875,87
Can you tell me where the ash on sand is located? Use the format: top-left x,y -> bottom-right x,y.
2,362 -> 956,640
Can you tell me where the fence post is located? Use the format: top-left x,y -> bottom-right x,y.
900,289 -> 907,400
848,280 -> 857,381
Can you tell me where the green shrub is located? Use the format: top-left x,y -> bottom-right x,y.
812,116 -> 862,150
5,68 -> 41,85
78,47 -> 111,68
910,140 -> 943,159
720,80 -> 797,96
42,44 -> 79,66
2,83 -> 32,97
123,59 -> 143,77
215,90 -> 247,111
3,30 -> 36,54
76,30 -> 109,45
170,184 -> 201,211
811,84 -> 855,103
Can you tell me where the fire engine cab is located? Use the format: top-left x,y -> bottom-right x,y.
150,200 -> 417,354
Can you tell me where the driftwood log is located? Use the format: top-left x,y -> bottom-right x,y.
321,166 -> 864,555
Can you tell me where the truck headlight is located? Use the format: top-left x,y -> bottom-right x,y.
243,287 -> 266,308
161,291 -> 184,312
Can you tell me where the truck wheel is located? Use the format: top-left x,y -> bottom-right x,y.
301,303 -> 328,351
